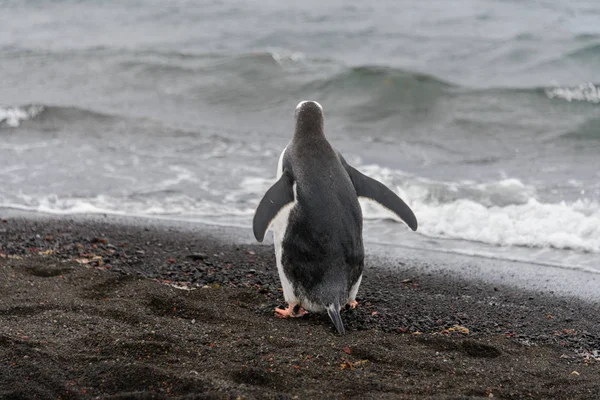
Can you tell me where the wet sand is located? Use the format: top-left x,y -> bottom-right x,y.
1,215 -> 599,399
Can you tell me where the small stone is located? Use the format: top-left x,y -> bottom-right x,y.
186,253 -> 207,261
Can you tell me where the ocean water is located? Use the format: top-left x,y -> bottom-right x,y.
1,0 -> 599,272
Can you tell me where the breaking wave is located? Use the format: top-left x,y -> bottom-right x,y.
0,105 -> 44,127
0,193 -> 254,226
0,104 -> 118,129
4,165 -> 597,255
358,165 -> 600,253
545,82 -> 600,104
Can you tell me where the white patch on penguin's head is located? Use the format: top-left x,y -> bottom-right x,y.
295,100 -> 323,112
294,100 -> 324,121
294,100 -> 325,136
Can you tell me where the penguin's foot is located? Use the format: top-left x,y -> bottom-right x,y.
275,303 -> 307,319
347,300 -> 358,309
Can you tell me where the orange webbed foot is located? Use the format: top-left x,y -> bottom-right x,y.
274,303 -> 307,319
347,300 -> 358,309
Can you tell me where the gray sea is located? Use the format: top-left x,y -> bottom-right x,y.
1,0 -> 599,272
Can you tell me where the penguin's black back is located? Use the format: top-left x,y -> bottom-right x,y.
281,134 -> 364,306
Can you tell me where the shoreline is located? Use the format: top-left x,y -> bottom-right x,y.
1,213 -> 599,398
3,208 -> 600,303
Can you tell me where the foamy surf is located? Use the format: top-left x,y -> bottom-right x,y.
3,165 -> 599,256
0,193 -> 254,222
358,165 -> 600,254
545,82 -> 600,104
0,105 -> 44,127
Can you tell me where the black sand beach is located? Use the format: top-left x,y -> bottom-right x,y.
1,215 -> 599,399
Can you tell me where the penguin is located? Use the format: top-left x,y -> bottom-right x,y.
252,100 -> 417,334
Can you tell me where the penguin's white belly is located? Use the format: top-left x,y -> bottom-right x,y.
272,146 -> 298,304
271,202 -> 297,304
348,273 -> 362,303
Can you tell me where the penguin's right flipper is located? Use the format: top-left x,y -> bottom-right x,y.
339,154 -> 418,231
252,171 -> 295,242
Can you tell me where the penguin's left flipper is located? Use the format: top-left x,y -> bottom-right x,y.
252,170 -> 295,242
339,154 -> 418,231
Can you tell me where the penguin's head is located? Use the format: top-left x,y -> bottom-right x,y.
294,100 -> 324,136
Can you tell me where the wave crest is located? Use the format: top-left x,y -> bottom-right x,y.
2,167 -> 599,255
311,65 -> 453,93
357,165 -> 600,253
545,82 -> 600,104
0,105 -> 44,127
0,104 -> 121,129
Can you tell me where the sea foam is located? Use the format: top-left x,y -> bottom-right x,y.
358,165 -> 600,253
1,164 -> 598,254
545,82 -> 600,104
0,105 -> 44,127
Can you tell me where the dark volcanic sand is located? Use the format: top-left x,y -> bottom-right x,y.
1,216 -> 599,399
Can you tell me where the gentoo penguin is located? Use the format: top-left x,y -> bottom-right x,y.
253,101 -> 417,334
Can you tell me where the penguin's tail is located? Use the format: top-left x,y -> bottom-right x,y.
326,303 -> 345,335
